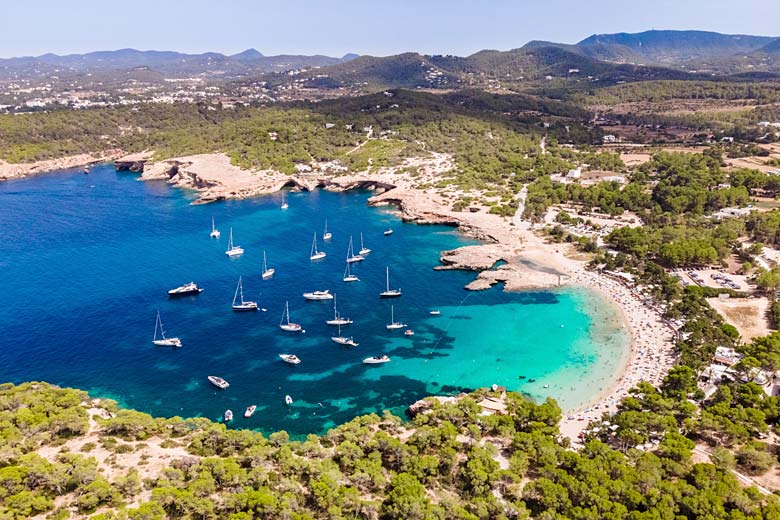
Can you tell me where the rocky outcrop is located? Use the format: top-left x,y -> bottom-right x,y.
407,395 -> 462,417
436,244 -> 515,271
0,151 -> 123,181
114,151 -> 154,172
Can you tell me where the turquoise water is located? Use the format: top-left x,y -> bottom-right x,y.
0,164 -> 628,434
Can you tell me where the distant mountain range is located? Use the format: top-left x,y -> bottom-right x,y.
2,30 -> 779,88
0,48 -> 359,79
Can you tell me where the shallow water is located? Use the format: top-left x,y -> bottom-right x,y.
0,164 -> 628,434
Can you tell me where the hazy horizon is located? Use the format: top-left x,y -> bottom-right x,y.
1,0 -> 778,59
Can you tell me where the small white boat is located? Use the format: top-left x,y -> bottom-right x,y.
281,191 -> 289,210
379,267 -> 402,298
232,277 -> 258,311
208,375 -> 230,389
225,228 -> 244,257
323,220 -> 332,241
224,410 -> 233,422
285,395 -> 293,405
345,236 -> 364,263
152,311 -> 182,347
168,282 -> 203,297
343,262 -> 360,282
326,295 -> 353,325
262,251 -> 275,279
429,310 -> 441,316
310,232 -> 326,261
358,232 -> 371,256
386,305 -> 406,330
279,353 -> 301,365
244,405 -> 257,418
384,228 -> 394,236
279,301 -> 303,332
363,355 -> 390,364
303,289 -> 333,301
210,217 -> 221,239
331,323 -> 358,346
405,330 -> 415,336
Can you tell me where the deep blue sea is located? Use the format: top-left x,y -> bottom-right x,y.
0,164 -> 628,435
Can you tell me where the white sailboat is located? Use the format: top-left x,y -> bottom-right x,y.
326,295 -> 353,325
225,228 -> 244,257
279,301 -> 302,332
346,236 -> 364,263
331,324 -> 359,347
262,251 -> 275,279
152,310 -> 182,347
323,220 -> 332,241
281,191 -> 289,210
379,267 -> 402,298
386,305 -> 406,330
210,217 -> 221,239
310,232 -> 326,261
343,262 -> 359,282
232,276 -> 258,311
358,232 -> 371,255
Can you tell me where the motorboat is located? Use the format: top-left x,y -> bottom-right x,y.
244,405 -> 257,418
404,330 -> 415,336
303,289 -> 333,301
279,353 -> 301,365
168,282 -> 203,297
152,311 -> 182,347
224,409 -> 233,422
232,277 -> 258,311
209,217 -> 220,239
208,376 -> 230,389
383,228 -> 394,236
225,228 -> 244,257
379,267 -> 401,298
429,310 -> 441,316
279,302 -> 303,332
285,395 -> 293,405
363,355 -> 390,364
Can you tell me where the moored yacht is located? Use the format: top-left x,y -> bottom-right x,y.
285,395 -> 293,405
326,295 -> 353,325
225,228 -> 244,257
358,232 -> 371,256
303,289 -> 333,301
363,355 -> 390,364
152,310 -> 182,347
210,217 -> 221,239
323,220 -> 332,241
279,353 -> 301,365
208,375 -> 230,389
386,305 -> 406,330
343,262 -> 359,282
232,277 -> 258,311
345,236 -> 364,263
279,301 -> 303,332
244,405 -> 257,418
309,232 -> 326,261
331,324 -> 359,346
261,251 -> 275,279
168,282 -> 203,297
223,409 -> 233,422
379,267 -> 402,298
383,228 -> 393,236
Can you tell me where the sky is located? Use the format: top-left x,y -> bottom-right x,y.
1,0 -> 778,58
